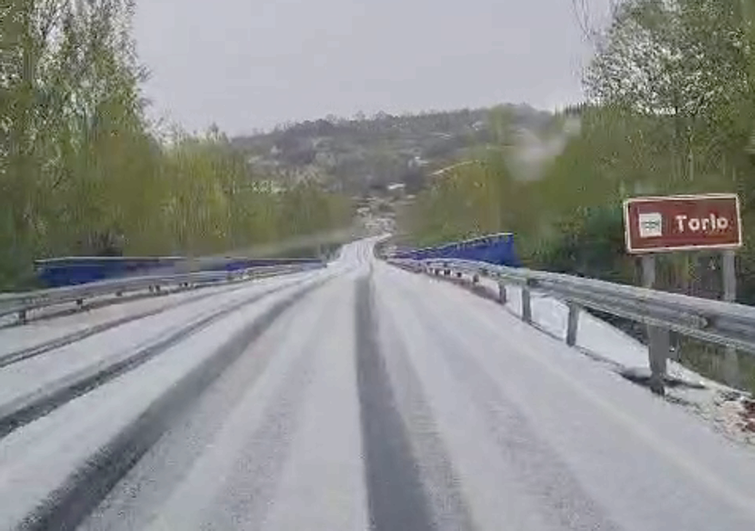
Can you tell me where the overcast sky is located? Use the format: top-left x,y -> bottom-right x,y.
133,0 -> 614,136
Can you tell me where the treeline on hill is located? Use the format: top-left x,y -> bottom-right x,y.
232,104 -> 552,196
0,1 -> 352,290
401,0 -> 755,389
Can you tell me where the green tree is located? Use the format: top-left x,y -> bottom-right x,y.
0,1 -> 354,290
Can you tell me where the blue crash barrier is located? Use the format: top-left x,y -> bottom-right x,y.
202,257 -> 323,273
33,256 -> 324,288
33,257 -> 184,288
393,233 -> 521,267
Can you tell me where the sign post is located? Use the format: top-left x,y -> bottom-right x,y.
624,193 -> 743,393
722,250 -> 740,387
640,254 -> 669,395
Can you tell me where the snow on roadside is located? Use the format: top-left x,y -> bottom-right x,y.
474,278 -> 698,378
449,274 -> 755,447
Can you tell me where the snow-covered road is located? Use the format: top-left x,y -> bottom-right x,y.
0,239 -> 754,530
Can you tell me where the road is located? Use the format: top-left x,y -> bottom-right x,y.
0,238 -> 754,530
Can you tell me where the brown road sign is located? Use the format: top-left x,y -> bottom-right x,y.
624,194 -> 742,254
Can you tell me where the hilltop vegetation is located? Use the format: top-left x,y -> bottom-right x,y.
232,105 -> 552,195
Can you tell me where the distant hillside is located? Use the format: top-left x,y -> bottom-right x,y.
231,104 -> 553,196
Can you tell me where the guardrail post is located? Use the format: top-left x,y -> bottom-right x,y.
498,281 -> 507,305
566,302 -> 580,347
722,250 -> 741,388
18,309 -> 27,325
521,281 -> 533,324
648,326 -> 670,395
643,255 -> 668,396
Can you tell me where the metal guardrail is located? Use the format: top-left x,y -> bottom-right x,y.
391,257 -> 755,394
0,263 -> 323,324
32,255 -> 326,288
391,232 -> 521,267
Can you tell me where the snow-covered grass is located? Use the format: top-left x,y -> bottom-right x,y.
475,278 -> 700,380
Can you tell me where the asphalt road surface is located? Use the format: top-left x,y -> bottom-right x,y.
0,239 -> 754,530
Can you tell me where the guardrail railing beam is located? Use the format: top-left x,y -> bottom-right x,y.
0,262 -> 321,325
